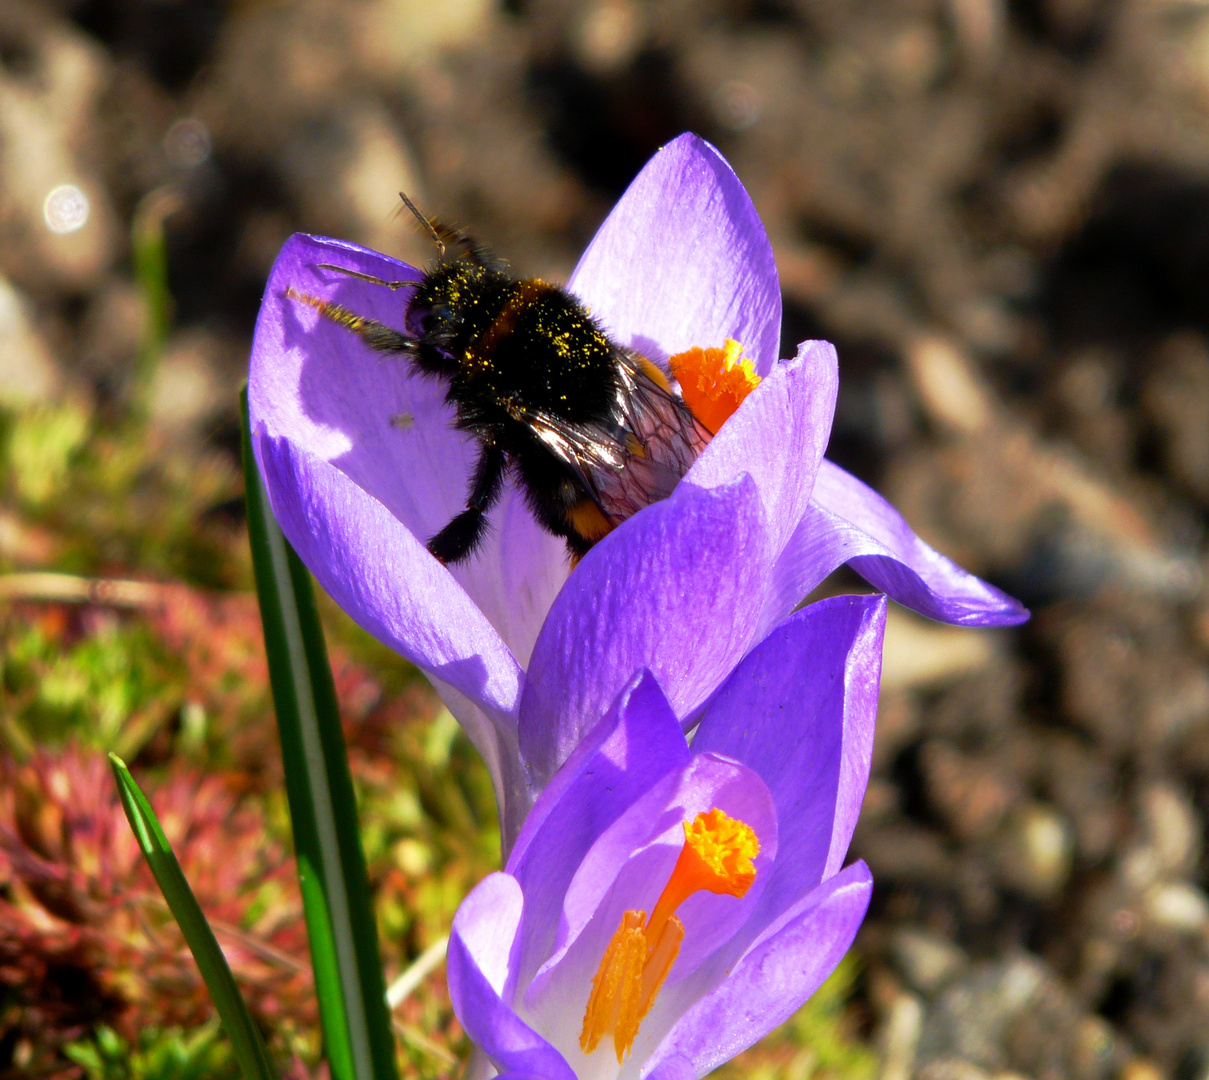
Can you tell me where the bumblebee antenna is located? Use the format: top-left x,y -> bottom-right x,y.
398,191 -> 445,259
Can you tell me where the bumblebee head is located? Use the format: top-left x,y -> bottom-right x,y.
415,262 -> 492,328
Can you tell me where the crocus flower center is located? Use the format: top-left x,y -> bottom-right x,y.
668,338 -> 762,435
579,808 -> 760,1063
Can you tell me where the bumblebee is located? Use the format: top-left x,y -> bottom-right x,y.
286,198 -> 710,565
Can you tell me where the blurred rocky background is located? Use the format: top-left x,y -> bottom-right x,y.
4,0 -> 1209,1078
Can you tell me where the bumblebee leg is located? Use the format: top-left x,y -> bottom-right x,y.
427,444 -> 508,564
313,264 -> 421,290
283,288 -> 416,354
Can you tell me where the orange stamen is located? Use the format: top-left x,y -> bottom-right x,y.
646,808 -> 760,945
580,910 -> 648,1059
579,809 -> 759,1062
668,339 -> 762,435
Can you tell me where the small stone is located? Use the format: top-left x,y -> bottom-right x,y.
1139,782 -> 1202,876
946,0 -> 1006,68
918,1059 -> 992,1080
0,19 -> 117,289
919,956 -> 1048,1070
890,928 -> 969,996
998,803 -> 1074,899
354,0 -> 493,77
904,334 -> 994,435
880,607 -> 998,692
1070,1015 -> 1117,1078
879,991 -> 924,1080
1144,882 -> 1209,933
574,0 -> 645,73
1119,844 -> 1162,893
81,280 -> 147,380
1117,1059 -> 1165,1080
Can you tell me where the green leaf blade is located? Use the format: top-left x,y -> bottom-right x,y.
108,753 -> 278,1080
241,389 -> 398,1080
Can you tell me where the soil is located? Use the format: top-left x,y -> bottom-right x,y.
5,0 -> 1209,1077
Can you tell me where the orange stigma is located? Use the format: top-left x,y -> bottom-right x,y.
668,338 -> 762,435
579,808 -> 760,1063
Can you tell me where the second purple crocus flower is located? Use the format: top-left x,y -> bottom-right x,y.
247,133 -> 1026,849
448,593 -> 883,1080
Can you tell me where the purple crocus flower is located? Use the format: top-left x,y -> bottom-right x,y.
247,133 -> 1025,848
448,593 -> 883,1080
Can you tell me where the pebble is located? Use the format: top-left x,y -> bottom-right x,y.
890,928 -> 969,996
1119,845 -> 1163,893
1144,882 -> 1209,934
1139,782 -> 1202,876
1070,1015 -> 1117,1078
904,334 -> 994,435
919,957 -> 1045,1070
916,954 -> 1124,1079
574,0 -> 646,74
998,803 -> 1074,899
355,0 -> 494,76
880,607 -> 998,692
1118,1060 -> 1165,1080
879,991 -> 924,1080
918,1059 -> 992,1080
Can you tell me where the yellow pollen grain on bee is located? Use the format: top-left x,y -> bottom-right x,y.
668,337 -> 761,435
579,808 -> 759,1063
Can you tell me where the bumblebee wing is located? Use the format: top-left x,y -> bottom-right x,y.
516,352 -> 711,528
515,407 -> 626,495
600,352 -> 711,515
615,352 -> 712,464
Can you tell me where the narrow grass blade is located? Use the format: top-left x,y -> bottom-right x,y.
241,389 -> 398,1080
108,753 -> 277,1080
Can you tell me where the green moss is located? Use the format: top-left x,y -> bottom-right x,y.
7,402 -> 91,506
1,617 -> 181,753
63,1024 -> 238,1080
0,399 -> 246,588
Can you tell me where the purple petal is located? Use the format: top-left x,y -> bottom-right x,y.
694,595 -> 885,927
518,475 -> 770,789
254,434 -> 522,751
248,233 -> 568,664
506,671 -> 691,990
492,1074 -> 567,1080
644,1056 -> 696,1080
758,459 -> 1029,632
568,134 -> 782,375
522,754 -> 777,1064
643,861 -> 873,1080
430,677 -> 531,855
448,873 -> 577,1080
682,339 -> 837,556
